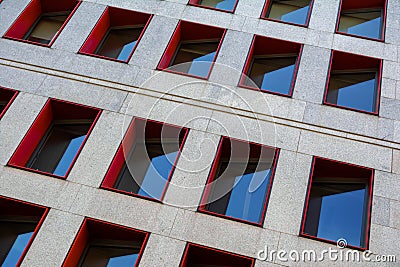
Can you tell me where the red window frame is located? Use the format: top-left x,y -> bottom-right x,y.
299,156 -> 374,251
79,6 -> 152,63
62,218 -> 149,267
101,117 -> 189,203
180,243 -> 255,267
323,50 -> 382,115
0,196 -> 49,267
260,0 -> 315,27
0,87 -> 19,120
335,0 -> 387,42
187,0 -> 239,13
7,98 -> 101,179
239,35 -> 302,97
198,136 -> 280,226
157,20 -> 226,80
3,0 -> 81,47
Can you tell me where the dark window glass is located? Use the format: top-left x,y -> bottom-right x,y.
113,123 -> 184,200
246,55 -> 297,94
203,140 -> 276,224
338,10 -> 382,39
24,13 -> 70,44
198,0 -> 237,11
79,243 -> 142,267
266,0 -> 312,25
182,244 -> 254,267
95,27 -> 144,61
170,41 -> 219,78
27,122 -> 92,176
0,221 -> 37,266
304,180 -> 369,247
0,102 -> 7,114
326,72 -> 378,113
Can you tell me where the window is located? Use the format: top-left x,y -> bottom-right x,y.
0,87 -> 18,119
324,51 -> 382,114
300,157 -> 373,250
262,0 -> 314,26
0,197 -> 48,266
188,0 -> 239,13
199,137 -> 279,225
102,118 -> 188,201
240,36 -> 302,96
3,0 -> 79,46
79,7 -> 151,63
158,20 -> 225,79
180,243 -> 254,267
336,0 -> 387,40
63,218 -> 148,267
8,99 -> 101,178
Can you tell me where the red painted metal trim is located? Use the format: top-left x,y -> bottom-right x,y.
62,217 -> 150,267
0,196 -> 49,267
7,98 -> 102,180
0,87 -> 19,120
157,20 -> 226,80
187,0 -> 239,13
322,50 -> 382,115
238,35 -> 303,97
100,117 -> 189,202
260,0 -> 315,27
299,156 -> 374,251
180,242 -> 255,267
198,136 -> 280,226
335,0 -> 387,42
79,7 -> 152,63
3,0 -> 81,47
48,1 -> 81,47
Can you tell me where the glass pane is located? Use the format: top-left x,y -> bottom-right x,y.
26,14 -> 69,44
247,56 -> 297,95
199,0 -> 237,11
80,246 -> 140,267
304,182 -> 367,247
0,103 -> 7,114
170,41 -> 219,78
267,0 -> 311,25
114,124 -> 184,200
205,145 -> 276,224
339,10 -> 382,39
0,221 -> 37,266
96,28 -> 143,61
28,123 -> 92,176
326,72 -> 377,112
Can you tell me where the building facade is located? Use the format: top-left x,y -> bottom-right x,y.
0,0 -> 399,266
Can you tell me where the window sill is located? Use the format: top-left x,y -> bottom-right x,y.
197,208 -> 264,227
299,233 -> 368,251
335,31 -> 385,43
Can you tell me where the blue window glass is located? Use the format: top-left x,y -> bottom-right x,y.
266,0 -> 312,25
304,182 -> 369,247
0,221 -> 37,267
170,41 -> 220,78
113,120 -> 186,200
302,158 -> 372,248
96,27 -> 143,61
326,72 -> 378,113
246,56 -> 297,95
338,10 -> 383,40
203,139 -> 277,224
198,0 -> 237,11
79,245 -> 141,267
27,123 -> 92,176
